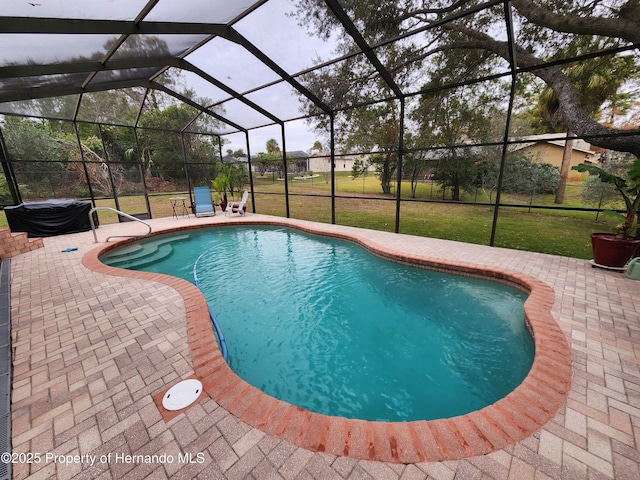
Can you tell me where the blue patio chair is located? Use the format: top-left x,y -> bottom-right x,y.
193,186 -> 216,217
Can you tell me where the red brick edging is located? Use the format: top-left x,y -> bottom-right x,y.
83,219 -> 571,463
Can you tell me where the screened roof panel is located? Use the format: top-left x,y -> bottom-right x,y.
296,52 -> 392,110
343,2 -> 421,46
282,117 -> 323,151
109,34 -> 211,60
92,68 -> 162,85
133,87 -> 242,135
0,73 -> 88,92
352,1 -> 510,48
2,0 -> 149,21
372,36 -> 428,93
510,5 -> 633,62
75,88 -> 145,125
183,112 -> 237,135
244,81 -> 314,121
187,121 -> 239,136
186,37 -> 281,93
234,0 -> 342,74
0,95 -> 79,120
140,89 -> 182,115
145,0 -> 263,24
1,0 -> 607,144
0,34 -> 117,66
514,25 -> 632,64
374,36 -> 512,96
156,68 -> 232,105
215,98 -> 275,129
220,131 -> 249,153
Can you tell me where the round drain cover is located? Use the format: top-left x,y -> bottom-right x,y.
162,379 -> 203,411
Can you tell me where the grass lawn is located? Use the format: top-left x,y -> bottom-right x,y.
0,176 -> 619,260
250,191 -> 613,260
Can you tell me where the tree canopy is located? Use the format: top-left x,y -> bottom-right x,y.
293,0 -> 640,158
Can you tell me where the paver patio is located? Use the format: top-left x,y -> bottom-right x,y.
7,214 -> 640,479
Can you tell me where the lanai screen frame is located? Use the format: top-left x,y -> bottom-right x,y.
0,0 -> 637,247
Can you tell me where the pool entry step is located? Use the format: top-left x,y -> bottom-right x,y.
101,234 -> 190,269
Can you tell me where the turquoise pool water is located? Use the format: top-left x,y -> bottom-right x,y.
102,226 -> 534,421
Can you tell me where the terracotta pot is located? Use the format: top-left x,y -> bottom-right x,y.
591,233 -> 640,268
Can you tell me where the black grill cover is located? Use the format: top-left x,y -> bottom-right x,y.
4,199 -> 93,238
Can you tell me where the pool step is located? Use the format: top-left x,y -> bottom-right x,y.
102,234 -> 190,269
112,244 -> 175,270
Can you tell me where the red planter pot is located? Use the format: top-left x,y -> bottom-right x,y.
591,233 -> 640,268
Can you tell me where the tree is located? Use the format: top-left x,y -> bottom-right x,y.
2,116 -> 68,197
226,163 -> 248,199
574,153 -> 640,238
253,139 -> 284,177
502,157 -> 560,196
138,104 -> 199,181
343,102 -> 400,194
212,162 -> 247,203
533,37 -> 638,203
266,138 -> 281,155
226,149 -> 246,158
579,151 -> 636,218
411,82 -> 503,200
69,136 -> 119,196
432,149 -> 480,200
475,156 -> 560,204
401,132 -> 430,198
292,0 -> 640,158
350,157 -> 370,192
3,117 -> 66,165
293,32 -> 402,193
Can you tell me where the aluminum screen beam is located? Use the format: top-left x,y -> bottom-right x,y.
0,17 -> 232,36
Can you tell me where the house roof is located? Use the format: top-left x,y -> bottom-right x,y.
509,133 -> 597,156
286,150 -> 310,159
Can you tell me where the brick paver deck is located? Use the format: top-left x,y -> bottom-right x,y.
8,214 -> 640,479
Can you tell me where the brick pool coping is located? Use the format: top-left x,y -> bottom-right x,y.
82,218 -> 572,463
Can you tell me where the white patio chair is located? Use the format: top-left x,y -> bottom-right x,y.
225,190 -> 249,216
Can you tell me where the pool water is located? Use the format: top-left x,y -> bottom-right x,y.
102,226 -> 534,421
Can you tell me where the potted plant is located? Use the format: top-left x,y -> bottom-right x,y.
212,163 -> 248,213
572,155 -> 640,268
211,173 -> 229,212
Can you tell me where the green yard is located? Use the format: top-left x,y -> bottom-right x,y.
1,174 -> 619,260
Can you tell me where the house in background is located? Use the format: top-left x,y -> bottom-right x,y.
308,153 -> 374,173
224,151 -> 311,174
285,151 -> 310,173
222,155 -> 249,165
508,133 -> 598,168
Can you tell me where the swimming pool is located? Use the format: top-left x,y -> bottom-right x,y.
101,225 -> 534,422
87,218 -> 571,462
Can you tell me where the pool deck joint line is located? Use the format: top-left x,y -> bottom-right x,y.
83,217 -> 572,464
